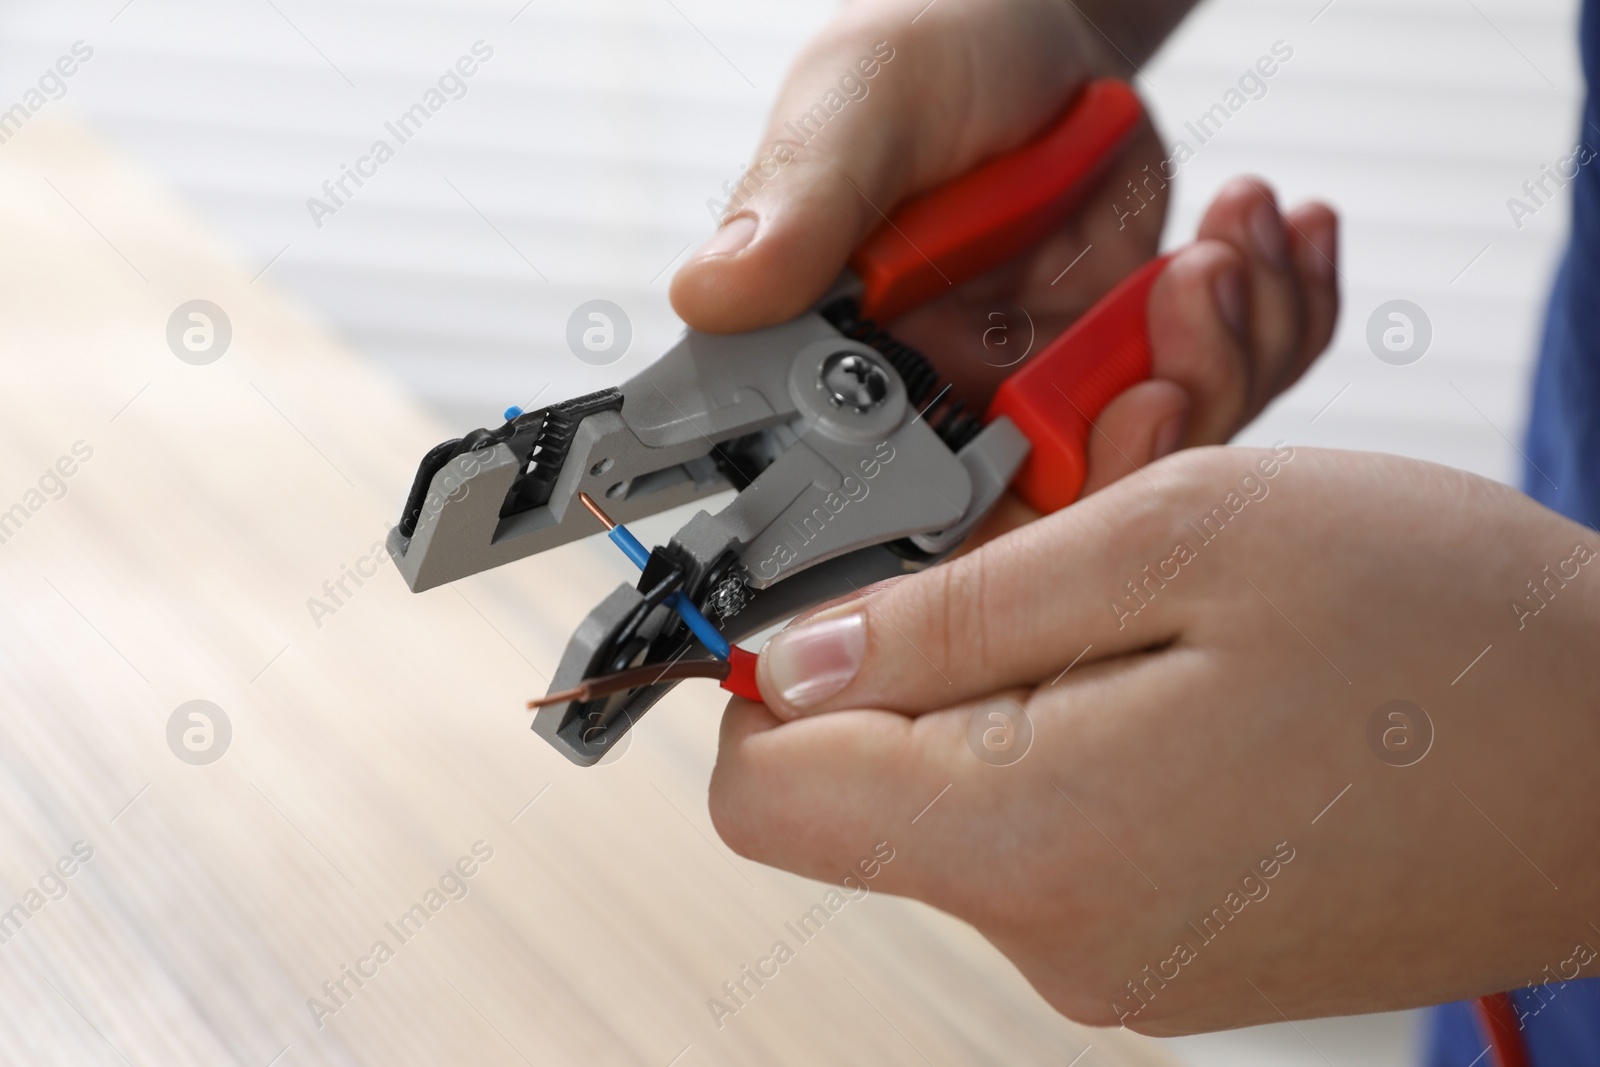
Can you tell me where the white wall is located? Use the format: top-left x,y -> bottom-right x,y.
0,0 -> 1580,485
1154,0 -> 1583,489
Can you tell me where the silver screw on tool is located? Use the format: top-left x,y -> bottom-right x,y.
820,351 -> 889,412
705,571 -> 750,623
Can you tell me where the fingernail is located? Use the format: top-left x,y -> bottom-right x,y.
1249,202 -> 1288,266
1153,411 -> 1187,459
762,612 -> 866,715
1306,219 -> 1337,282
692,214 -> 757,260
1213,267 -> 1246,340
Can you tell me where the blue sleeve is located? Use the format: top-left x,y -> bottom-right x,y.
1428,1 -> 1600,1062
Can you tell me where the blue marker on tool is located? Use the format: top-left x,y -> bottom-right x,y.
578,492 -> 731,660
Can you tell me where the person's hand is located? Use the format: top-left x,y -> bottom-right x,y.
708,446 -> 1600,1033
670,0 -> 1340,486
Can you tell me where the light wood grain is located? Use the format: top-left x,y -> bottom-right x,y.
0,117 -> 1177,1067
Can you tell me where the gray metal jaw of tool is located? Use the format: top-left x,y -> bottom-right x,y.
534,356 -> 1030,766
387,296 -> 1030,765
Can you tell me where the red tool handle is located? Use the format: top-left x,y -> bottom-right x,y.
986,253 -> 1172,514
847,76 -> 1164,516
848,79 -> 1145,322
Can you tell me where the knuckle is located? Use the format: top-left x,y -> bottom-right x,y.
934,563 -> 964,672
1119,446 -> 1247,543
1249,280 -> 1306,374
891,553 -> 987,682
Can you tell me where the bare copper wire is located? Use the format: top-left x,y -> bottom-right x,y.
527,658 -> 729,710
577,491 -> 615,531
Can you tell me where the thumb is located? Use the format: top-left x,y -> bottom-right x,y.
754,477 -> 1188,719
669,34 -> 910,334
669,3 -> 1091,335
668,150 -> 880,335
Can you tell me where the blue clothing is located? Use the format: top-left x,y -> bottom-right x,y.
1428,993 -> 1600,1065
1524,0 -> 1600,532
1426,1 -> 1600,1062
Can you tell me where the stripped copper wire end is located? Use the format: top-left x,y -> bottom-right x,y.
527,685 -> 588,711
577,491 -> 615,531
527,658 -> 731,710
533,492 -> 751,711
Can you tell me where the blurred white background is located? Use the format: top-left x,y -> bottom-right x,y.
0,0 -> 1584,1062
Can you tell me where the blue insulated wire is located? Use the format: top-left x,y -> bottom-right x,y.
606,525 -> 652,569
605,525 -> 730,660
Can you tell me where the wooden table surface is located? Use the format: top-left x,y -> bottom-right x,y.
0,116 -> 1177,1067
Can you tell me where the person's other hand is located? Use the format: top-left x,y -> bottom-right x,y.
710,446 -> 1600,1032
670,0 -> 1340,488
